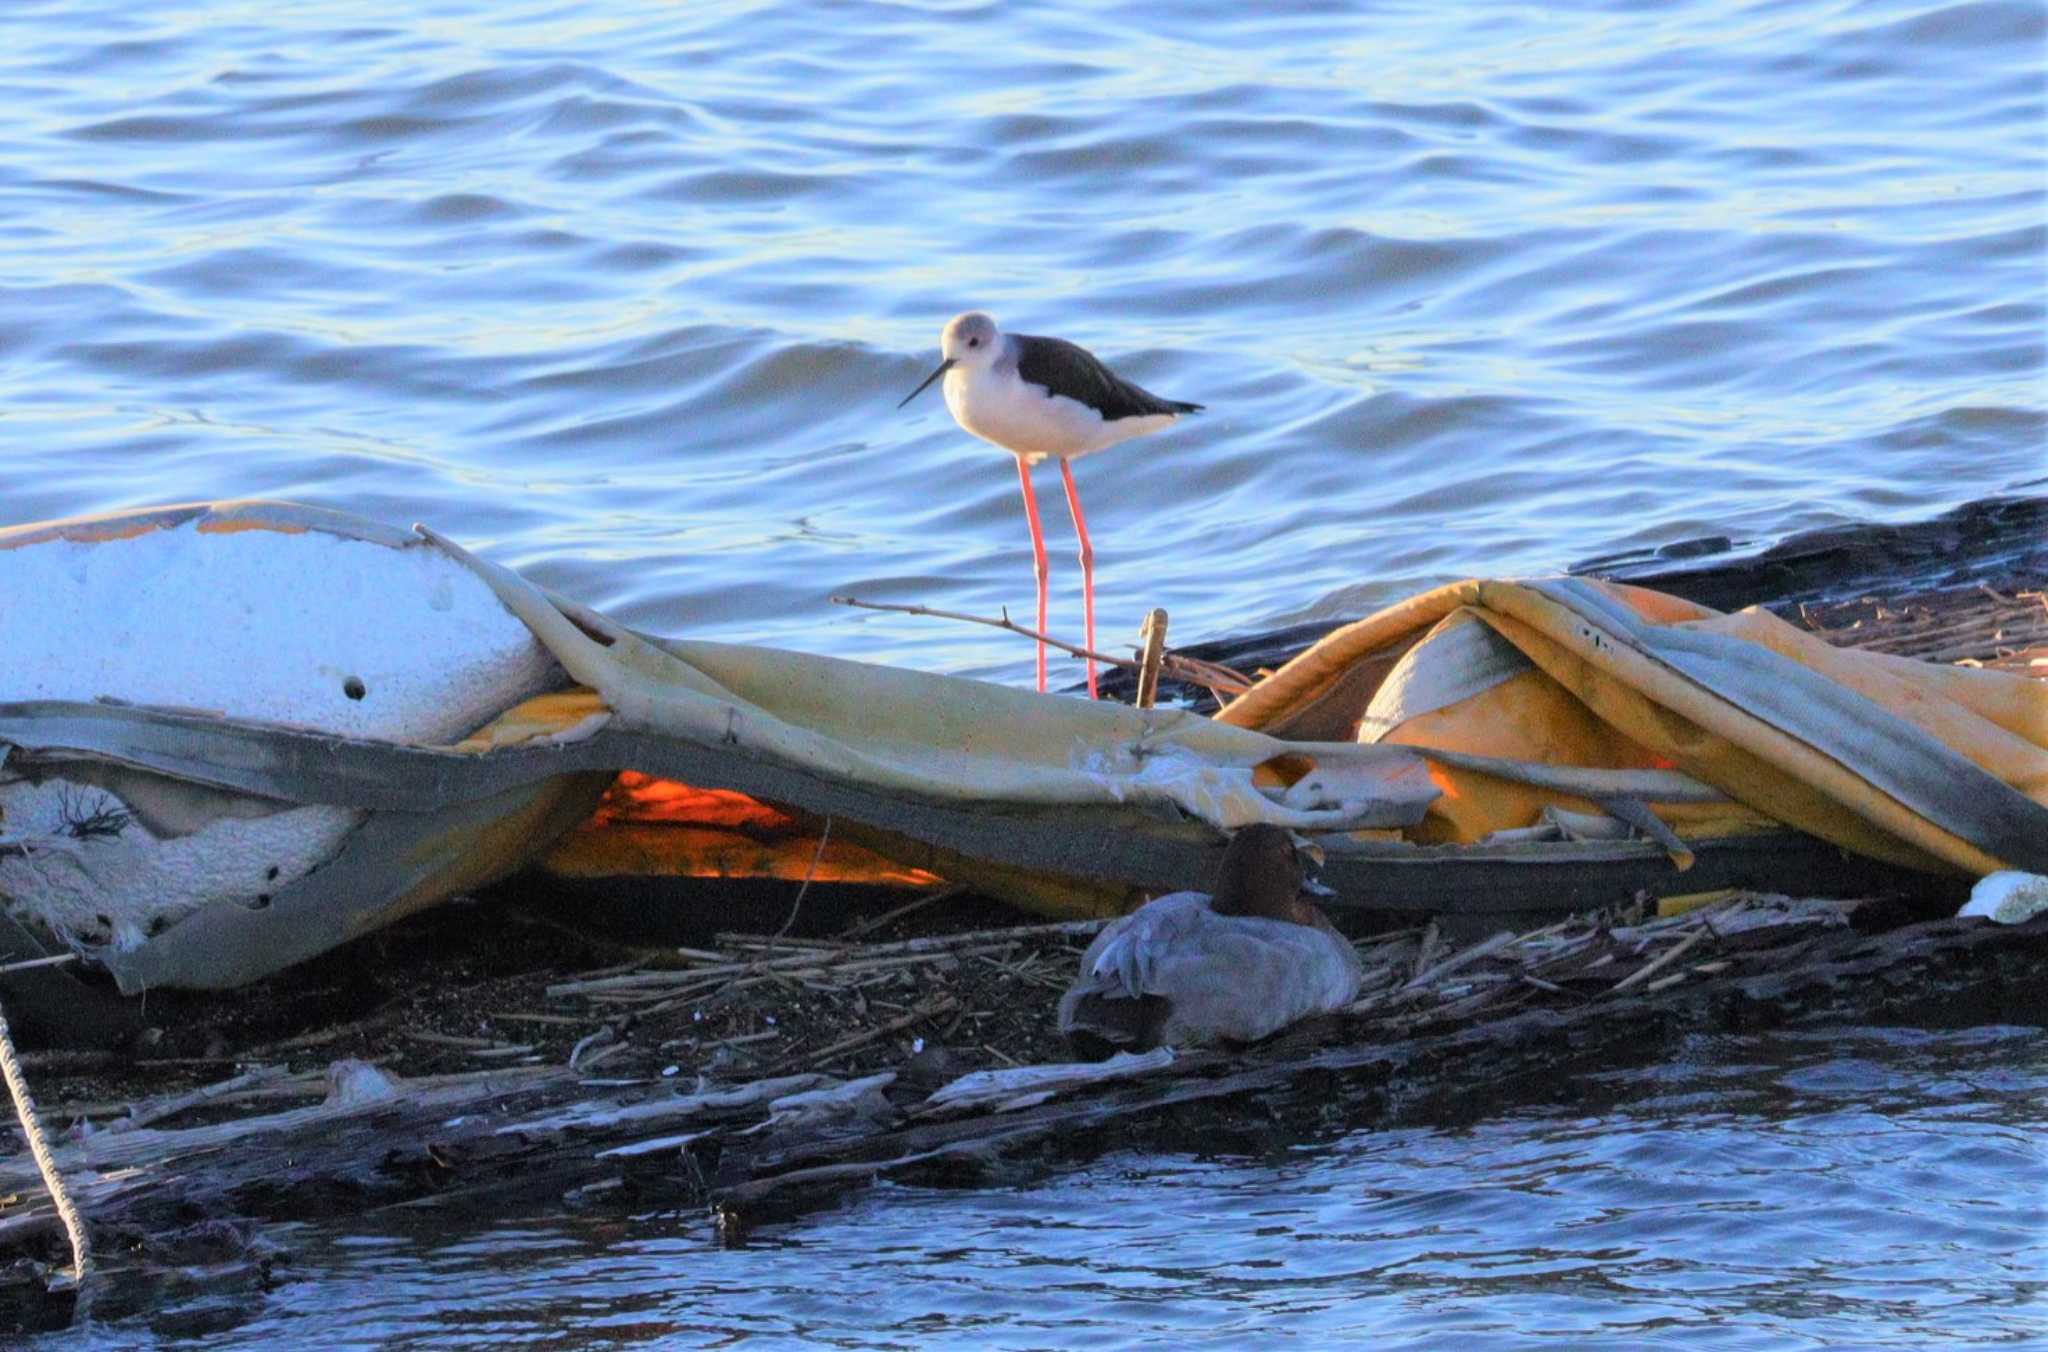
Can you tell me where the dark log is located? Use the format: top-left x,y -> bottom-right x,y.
1573,494 -> 2048,615
705,913 -> 2048,1220
1097,493 -> 2047,703
2,906 -> 2036,1314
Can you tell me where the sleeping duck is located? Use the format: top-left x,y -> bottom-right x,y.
1058,824 -> 1363,1055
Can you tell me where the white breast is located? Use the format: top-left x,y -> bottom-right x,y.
945,366 -> 1175,464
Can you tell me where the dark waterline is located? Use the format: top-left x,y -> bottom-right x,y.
61,1024 -> 2047,1349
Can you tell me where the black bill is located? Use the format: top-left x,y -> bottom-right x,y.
896,357 -> 955,408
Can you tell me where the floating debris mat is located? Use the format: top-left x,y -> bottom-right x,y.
1,891 -> 2041,1323
5,499 -> 2045,995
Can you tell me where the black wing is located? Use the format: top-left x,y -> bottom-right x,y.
1014,334 -> 1203,422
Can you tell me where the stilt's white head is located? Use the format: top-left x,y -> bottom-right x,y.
898,311 -> 1001,408
940,311 -> 1000,368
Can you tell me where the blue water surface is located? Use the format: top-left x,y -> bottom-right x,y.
1,0 -> 2040,680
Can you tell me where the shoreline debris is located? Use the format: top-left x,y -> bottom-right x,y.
1,494 -> 2044,1333
0,888 -> 2037,1327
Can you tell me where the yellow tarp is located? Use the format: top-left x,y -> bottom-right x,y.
1218,577 -> 2048,875
13,499 -> 2041,992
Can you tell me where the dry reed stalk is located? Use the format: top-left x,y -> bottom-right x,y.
0,953 -> 79,976
836,885 -> 971,941
1400,930 -> 1517,992
1410,922 -> 1441,982
791,994 -> 959,1069
242,1020 -> 382,1057
401,1031 -> 510,1050
574,1042 -> 634,1075
550,923 -> 1104,1000
1607,925 -> 1712,995
1521,934 -> 1605,974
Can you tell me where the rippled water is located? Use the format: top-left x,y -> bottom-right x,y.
56,1022 -> 2047,1348
5,0 -> 2044,1341
2,0 -> 2042,682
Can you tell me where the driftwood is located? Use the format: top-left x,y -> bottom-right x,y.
3,896 -> 2040,1327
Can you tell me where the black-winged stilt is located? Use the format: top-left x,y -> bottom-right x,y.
898,311 -> 1203,697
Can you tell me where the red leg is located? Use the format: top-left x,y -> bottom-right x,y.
1016,457 -> 1050,693
1059,459 -> 1098,700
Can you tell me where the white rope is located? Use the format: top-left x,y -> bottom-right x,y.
0,990 -> 92,1302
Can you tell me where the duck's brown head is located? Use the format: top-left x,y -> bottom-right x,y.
1207,823 -> 1321,924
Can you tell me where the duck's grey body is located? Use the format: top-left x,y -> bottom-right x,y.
1058,891 -> 1363,1052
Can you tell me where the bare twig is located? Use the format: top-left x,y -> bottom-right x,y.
771,816 -> 832,943
832,594 -> 1253,694
837,885 -> 969,942
574,1042 -> 634,1074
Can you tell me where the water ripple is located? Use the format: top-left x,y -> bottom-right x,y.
0,0 -> 2039,689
